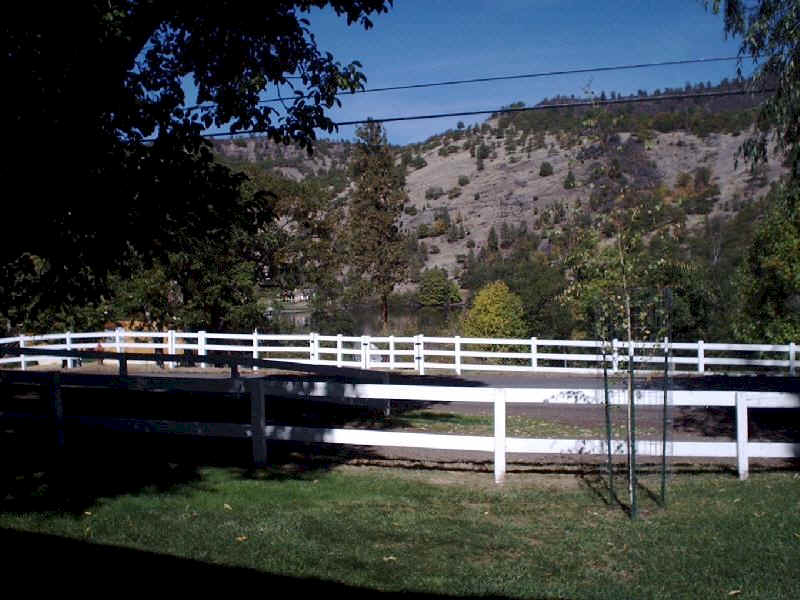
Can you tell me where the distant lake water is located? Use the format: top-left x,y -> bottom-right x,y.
268,305 -> 464,336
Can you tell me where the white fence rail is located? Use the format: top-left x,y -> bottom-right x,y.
1,329 -> 798,376
3,366 -> 795,483
261,383 -> 799,482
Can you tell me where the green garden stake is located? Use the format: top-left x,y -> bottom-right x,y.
603,342 -> 614,504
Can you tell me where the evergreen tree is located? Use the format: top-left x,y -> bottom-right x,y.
487,226 -> 499,252
346,121 -> 409,328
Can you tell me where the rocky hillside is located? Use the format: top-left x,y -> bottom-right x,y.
214,83 -> 786,280
402,124 -> 785,276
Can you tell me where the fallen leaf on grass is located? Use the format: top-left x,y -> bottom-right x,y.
382,556 -> 397,562
235,536 -> 248,543
224,503 -> 232,511
728,590 -> 741,596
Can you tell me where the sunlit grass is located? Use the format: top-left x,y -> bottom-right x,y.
2,463 -> 798,598
349,409 -> 658,439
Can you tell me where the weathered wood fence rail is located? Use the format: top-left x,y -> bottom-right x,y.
1,348 -> 797,483
1,329 -> 798,375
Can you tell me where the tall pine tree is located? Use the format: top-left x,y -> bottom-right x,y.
346,121 -> 409,328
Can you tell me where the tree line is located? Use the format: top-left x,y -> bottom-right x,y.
2,1 -> 798,348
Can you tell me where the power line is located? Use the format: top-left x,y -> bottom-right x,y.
185,56 -> 741,111
200,88 -> 771,138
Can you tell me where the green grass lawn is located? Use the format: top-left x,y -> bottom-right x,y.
2,457 -> 798,598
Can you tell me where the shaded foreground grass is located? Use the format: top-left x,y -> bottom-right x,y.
1,458 -> 799,598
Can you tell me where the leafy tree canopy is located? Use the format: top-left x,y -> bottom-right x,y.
417,268 -> 461,307
462,281 -> 527,339
712,0 -> 800,177
3,1 -> 392,333
732,182 -> 800,342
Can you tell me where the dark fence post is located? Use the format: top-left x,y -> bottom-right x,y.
48,372 -> 64,451
250,378 -> 266,467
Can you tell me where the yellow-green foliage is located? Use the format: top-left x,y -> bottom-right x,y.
463,281 -> 526,338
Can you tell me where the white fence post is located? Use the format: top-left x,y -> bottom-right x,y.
612,338 -> 618,373
198,330 -> 207,369
417,335 -> 425,375
736,392 -> 749,480
361,335 -> 369,370
454,336 -> 461,375
65,331 -> 74,369
698,340 -> 705,374
389,335 -> 395,370
168,329 -> 176,368
531,337 -> 538,370
115,327 -> 123,354
789,342 -> 796,376
628,340 -> 634,374
19,335 -> 26,371
336,334 -> 343,368
310,332 -> 319,365
252,328 -> 259,372
494,388 -> 506,484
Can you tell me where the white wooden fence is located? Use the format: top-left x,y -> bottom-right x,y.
3,367 -> 795,483
258,382 -> 799,482
1,329 -> 798,376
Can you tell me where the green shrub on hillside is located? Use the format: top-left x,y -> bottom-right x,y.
425,186 -> 445,200
417,268 -> 461,306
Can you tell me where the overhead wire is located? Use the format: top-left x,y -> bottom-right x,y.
184,56 -> 742,111
199,87 -> 772,139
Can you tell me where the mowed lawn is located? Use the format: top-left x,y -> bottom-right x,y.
1,454 -> 798,599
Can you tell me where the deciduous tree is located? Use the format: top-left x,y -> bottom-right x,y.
711,0 -> 800,178
462,281 -> 526,339
417,268 -> 461,307
3,1 -> 392,334
732,182 -> 800,342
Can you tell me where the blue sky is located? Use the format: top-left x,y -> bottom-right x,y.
205,1 -> 753,146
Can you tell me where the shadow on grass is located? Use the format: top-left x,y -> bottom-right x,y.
673,406 -> 799,441
0,528 -> 566,599
2,369 -> 797,519
0,425 -> 394,515
0,372 -> 467,515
